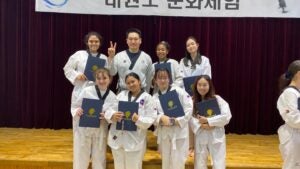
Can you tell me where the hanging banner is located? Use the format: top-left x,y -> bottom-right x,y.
36,0 -> 300,18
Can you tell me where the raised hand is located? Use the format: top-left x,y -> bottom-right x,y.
108,41 -> 117,58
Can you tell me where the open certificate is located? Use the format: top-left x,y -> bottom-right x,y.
183,76 -> 198,96
158,90 -> 185,118
84,56 -> 106,81
196,98 -> 221,117
116,101 -> 139,131
79,98 -> 103,128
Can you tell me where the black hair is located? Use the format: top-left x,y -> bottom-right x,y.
126,28 -> 142,39
156,41 -> 171,52
83,31 -> 103,52
154,68 -> 171,81
125,72 -> 141,82
183,36 -> 201,67
278,60 -> 300,92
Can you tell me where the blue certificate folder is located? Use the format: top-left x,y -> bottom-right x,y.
116,101 -> 139,131
183,76 -> 198,96
196,98 -> 221,117
84,56 -> 106,81
159,90 -> 185,118
79,98 -> 103,128
154,62 -> 172,75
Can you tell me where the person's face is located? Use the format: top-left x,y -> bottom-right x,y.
87,35 -> 101,53
95,72 -> 110,90
126,32 -> 141,52
196,78 -> 210,97
155,71 -> 170,91
156,44 -> 169,60
186,38 -> 199,55
126,76 -> 141,94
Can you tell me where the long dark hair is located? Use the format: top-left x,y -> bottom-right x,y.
83,31 -> 103,52
278,60 -> 300,93
192,75 -> 216,116
183,36 -> 202,67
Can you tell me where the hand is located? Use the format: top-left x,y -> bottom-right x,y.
108,41 -> 117,58
99,112 -> 105,120
197,115 -> 208,124
160,115 -> 170,126
76,74 -> 87,81
76,108 -> 83,117
131,113 -> 139,122
200,123 -> 215,130
111,112 -> 124,122
188,147 -> 194,157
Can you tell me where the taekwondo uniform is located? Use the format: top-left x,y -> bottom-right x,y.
105,90 -> 157,169
110,50 -> 153,92
153,86 -> 193,169
63,50 -> 111,119
189,95 -> 231,169
179,55 -> 212,78
277,87 -> 300,169
71,85 -> 117,169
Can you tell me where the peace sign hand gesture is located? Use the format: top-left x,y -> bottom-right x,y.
108,41 -> 117,59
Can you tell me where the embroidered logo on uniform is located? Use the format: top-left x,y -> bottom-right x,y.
123,60 -> 126,63
140,99 -> 144,106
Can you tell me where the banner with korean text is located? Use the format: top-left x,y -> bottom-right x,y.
36,0 -> 300,18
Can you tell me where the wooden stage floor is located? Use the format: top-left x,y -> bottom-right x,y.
0,128 -> 282,169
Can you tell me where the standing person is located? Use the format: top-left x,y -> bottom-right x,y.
152,68 -> 193,169
64,31 -> 116,128
189,75 -> 231,169
277,60 -> 300,169
180,36 -> 212,156
71,68 -> 117,169
64,31 -> 116,118
110,28 -> 153,93
152,41 -> 183,93
179,36 -> 211,79
105,72 -> 157,169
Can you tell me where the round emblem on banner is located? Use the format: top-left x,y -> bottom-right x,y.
43,0 -> 68,8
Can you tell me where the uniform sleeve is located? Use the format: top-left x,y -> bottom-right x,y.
71,89 -> 85,117
202,56 -> 212,78
207,96 -> 232,127
144,56 -> 154,93
135,95 -> 157,130
152,95 -> 163,126
278,91 -> 300,128
100,54 -> 111,70
104,92 -> 119,123
189,116 -> 201,134
63,52 -> 81,85
175,88 -> 193,128
110,53 -> 119,76
171,60 -> 184,88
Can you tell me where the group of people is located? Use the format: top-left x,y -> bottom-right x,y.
63,28 -> 300,169
63,28 -> 231,169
